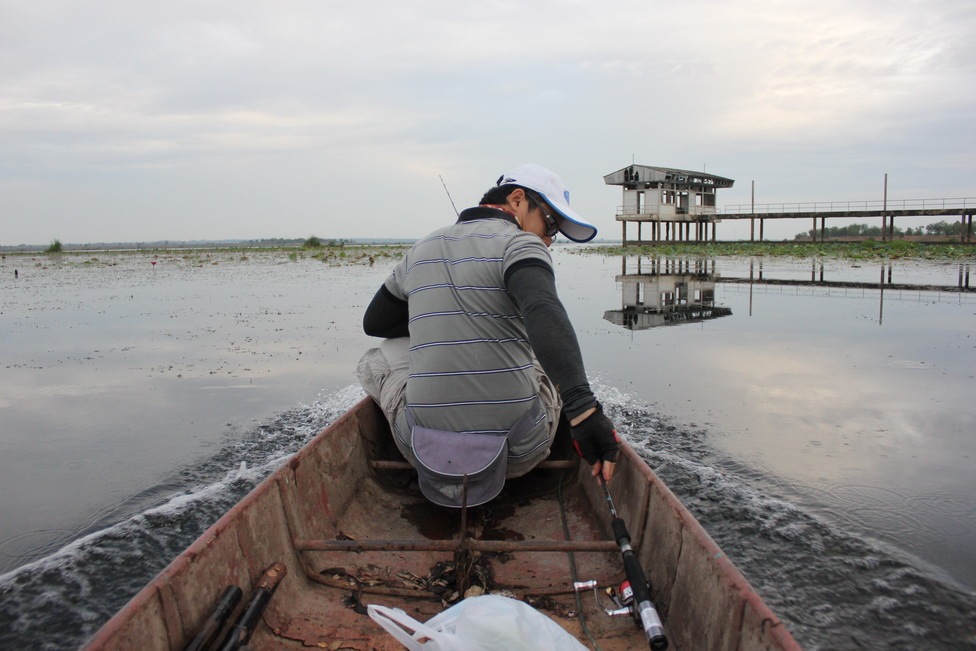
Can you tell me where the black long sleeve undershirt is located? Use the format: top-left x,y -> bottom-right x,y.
505,264 -> 597,421
363,285 -> 409,338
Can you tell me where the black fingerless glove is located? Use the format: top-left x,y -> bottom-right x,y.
570,403 -> 619,465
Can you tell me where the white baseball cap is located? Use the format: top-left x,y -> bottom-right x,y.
496,164 -> 598,242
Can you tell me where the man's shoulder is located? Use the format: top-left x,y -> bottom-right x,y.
412,219 -> 516,252
504,231 -> 552,262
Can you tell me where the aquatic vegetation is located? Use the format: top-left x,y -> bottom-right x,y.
584,241 -> 976,260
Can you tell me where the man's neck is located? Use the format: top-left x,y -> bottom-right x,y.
480,203 -> 520,227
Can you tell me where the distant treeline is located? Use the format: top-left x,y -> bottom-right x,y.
0,237 -> 421,253
0,239 -> 310,253
794,220 -> 967,240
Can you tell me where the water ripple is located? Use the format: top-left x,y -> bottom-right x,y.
2,385 -> 974,651
600,389 -> 976,651
0,385 -> 364,650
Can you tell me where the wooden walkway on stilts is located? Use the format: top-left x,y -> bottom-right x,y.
619,198 -> 976,245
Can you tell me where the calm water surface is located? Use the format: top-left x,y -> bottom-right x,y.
0,247 -> 974,649
584,253 -> 976,590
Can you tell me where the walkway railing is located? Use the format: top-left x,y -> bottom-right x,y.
722,197 -> 976,215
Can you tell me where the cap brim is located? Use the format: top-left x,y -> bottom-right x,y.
538,193 -> 598,243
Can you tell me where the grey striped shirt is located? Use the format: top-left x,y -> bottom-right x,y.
384,212 -> 552,461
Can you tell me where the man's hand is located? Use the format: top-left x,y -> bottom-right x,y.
569,403 -> 619,481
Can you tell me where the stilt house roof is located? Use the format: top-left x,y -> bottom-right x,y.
604,165 -> 734,189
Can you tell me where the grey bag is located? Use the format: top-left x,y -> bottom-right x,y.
412,425 -> 508,508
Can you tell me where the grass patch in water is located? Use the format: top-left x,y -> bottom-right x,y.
583,241 -> 976,260
2,244 -> 409,268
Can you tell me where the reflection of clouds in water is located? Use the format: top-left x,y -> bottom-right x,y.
887,359 -> 934,369
820,483 -> 976,540
599,387 -> 976,648
709,344 -> 927,443
584,253 -> 976,597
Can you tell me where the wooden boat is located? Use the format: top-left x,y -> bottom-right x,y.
85,397 -> 801,650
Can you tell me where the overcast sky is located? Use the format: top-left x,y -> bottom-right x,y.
2,0 -> 974,245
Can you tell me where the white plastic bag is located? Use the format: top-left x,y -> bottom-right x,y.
367,594 -> 588,651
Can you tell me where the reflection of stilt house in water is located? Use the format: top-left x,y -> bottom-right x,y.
605,165 -> 735,244
604,257 -> 733,330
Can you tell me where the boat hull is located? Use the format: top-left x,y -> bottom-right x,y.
85,397 -> 800,650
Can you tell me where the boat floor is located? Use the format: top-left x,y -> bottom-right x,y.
255,466 -> 649,649
87,399 -> 801,650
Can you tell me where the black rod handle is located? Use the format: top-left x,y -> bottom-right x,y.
182,585 -> 242,651
217,589 -> 272,651
215,562 -> 286,651
603,478 -> 669,650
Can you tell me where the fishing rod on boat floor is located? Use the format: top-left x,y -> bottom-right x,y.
595,475 -> 669,650
183,585 -> 242,651
216,562 -> 287,651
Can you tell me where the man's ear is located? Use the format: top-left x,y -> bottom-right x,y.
506,187 -> 526,209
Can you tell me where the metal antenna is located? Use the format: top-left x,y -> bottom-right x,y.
439,175 -> 459,216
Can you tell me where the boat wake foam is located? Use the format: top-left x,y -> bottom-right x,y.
2,383 -> 973,650
596,383 -> 976,651
0,385 -> 365,650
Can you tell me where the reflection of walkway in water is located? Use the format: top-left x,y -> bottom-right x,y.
608,256 -> 974,328
721,259 -> 974,293
728,259 -> 974,324
604,256 -> 733,330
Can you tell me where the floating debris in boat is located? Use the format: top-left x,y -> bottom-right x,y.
342,591 -> 367,615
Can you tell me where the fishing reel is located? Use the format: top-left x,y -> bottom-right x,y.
573,579 -> 644,619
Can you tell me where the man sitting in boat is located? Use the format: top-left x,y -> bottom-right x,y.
357,163 -> 619,508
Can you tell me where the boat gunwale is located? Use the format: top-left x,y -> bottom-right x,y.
84,396 -> 802,650
619,441 -> 801,649
82,398 -> 372,649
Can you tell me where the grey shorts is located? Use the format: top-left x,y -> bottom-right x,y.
356,337 -> 562,478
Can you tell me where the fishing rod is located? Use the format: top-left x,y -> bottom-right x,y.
182,585 -> 242,651
216,562 -> 287,651
600,475 -> 668,650
439,175 -> 459,217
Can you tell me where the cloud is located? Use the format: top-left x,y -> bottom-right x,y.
0,0 -> 974,243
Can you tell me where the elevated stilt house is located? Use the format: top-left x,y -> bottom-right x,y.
605,165 -> 735,244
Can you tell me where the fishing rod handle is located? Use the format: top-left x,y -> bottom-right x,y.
217,589 -> 272,651
624,553 -> 669,649
621,551 -> 653,610
182,585 -> 242,651
611,517 -> 669,649
611,517 -> 653,602
637,600 -> 669,650
611,517 -> 633,549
